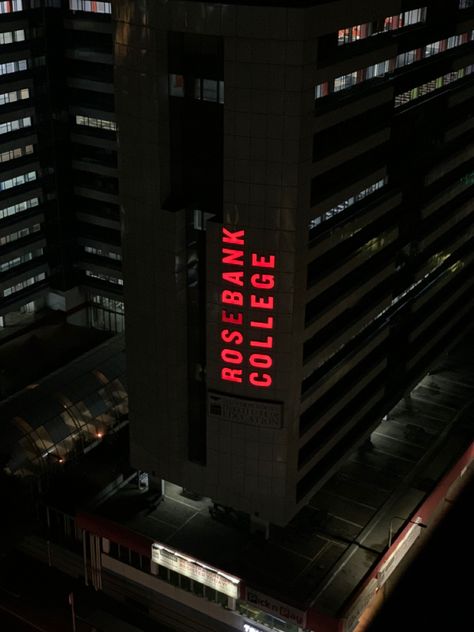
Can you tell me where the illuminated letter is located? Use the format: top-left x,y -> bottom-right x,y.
222,227 -> 245,245
250,316 -> 274,329
222,248 -> 244,266
221,349 -> 243,364
249,372 -> 272,388
249,354 -> 272,369
221,329 -> 243,345
251,253 -> 275,269
222,310 -> 243,325
222,271 -> 244,286
250,295 -> 274,309
222,290 -> 243,306
250,336 -> 273,349
222,368 -> 243,383
251,273 -> 275,289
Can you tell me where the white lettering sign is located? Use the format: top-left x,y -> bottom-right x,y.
245,588 -> 306,626
151,543 -> 240,598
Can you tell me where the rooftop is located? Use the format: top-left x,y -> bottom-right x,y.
96,330 -> 474,616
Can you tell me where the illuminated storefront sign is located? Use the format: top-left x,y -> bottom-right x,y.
151,543 -> 240,598
245,589 -> 306,627
220,227 -> 276,388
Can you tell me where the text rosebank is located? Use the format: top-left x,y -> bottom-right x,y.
220,227 -> 276,388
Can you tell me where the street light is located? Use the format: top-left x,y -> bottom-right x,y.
388,515 -> 427,548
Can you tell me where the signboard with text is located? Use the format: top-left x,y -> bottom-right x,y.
151,543 -> 240,599
218,226 -> 277,389
245,588 -> 306,627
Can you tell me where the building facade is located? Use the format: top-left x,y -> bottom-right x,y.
0,0 -> 123,335
117,0 -> 474,526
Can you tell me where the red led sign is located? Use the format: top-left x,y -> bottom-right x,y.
220,227 -> 276,388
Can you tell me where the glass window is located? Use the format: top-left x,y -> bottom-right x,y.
0,88 -> 30,106
0,170 -> 36,192
75,114 -> 116,131
169,73 -> 184,97
0,197 -> 39,220
0,1 -> 23,14
0,59 -> 27,75
0,144 -> 33,163
202,79 -> 218,102
69,1 -> 111,14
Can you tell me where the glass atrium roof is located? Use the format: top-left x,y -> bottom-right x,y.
0,335 -> 127,477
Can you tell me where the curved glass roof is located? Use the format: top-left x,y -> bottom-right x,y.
0,335 -> 127,477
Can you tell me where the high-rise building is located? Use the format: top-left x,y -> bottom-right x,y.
0,0 -> 123,335
2,0 -> 472,526
117,0 -> 474,527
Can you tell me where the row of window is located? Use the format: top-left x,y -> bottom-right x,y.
85,269 -> 123,285
2,271 -> 46,297
0,143 -> 33,164
0,196 -> 39,220
0,170 -> 36,192
84,245 -> 121,260
0,249 -> 43,273
0,222 -> 40,246
459,0 -> 474,8
338,7 -> 427,45
0,29 -> 25,45
91,293 -> 124,313
75,114 -> 117,131
316,30 -> 474,99
394,65 -> 474,107
309,178 -> 387,231
169,74 -> 225,104
0,0 -> 23,14
394,32 -> 472,71
90,294 -> 124,333
0,116 -> 31,136
69,0 -> 111,13
0,88 -> 30,107
0,59 -> 27,76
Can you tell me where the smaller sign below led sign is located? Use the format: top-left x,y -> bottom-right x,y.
151,543 -> 240,598
208,392 -> 283,429
220,227 -> 277,389
243,623 -> 266,632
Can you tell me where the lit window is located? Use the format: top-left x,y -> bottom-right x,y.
394,64 -> 474,107
75,114 -> 117,131
0,144 -> 33,163
0,223 -> 40,246
309,178 -> 387,230
3,272 -> 46,298
0,88 -> 30,106
85,270 -> 123,285
0,116 -> 31,135
0,170 -> 36,192
69,1 -> 111,14
334,71 -> 358,92
84,246 -> 121,260
0,29 -> 25,44
0,0 -> 23,14
315,82 -> 329,99
0,197 -> 39,220
0,59 -> 27,76
337,7 -> 427,46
